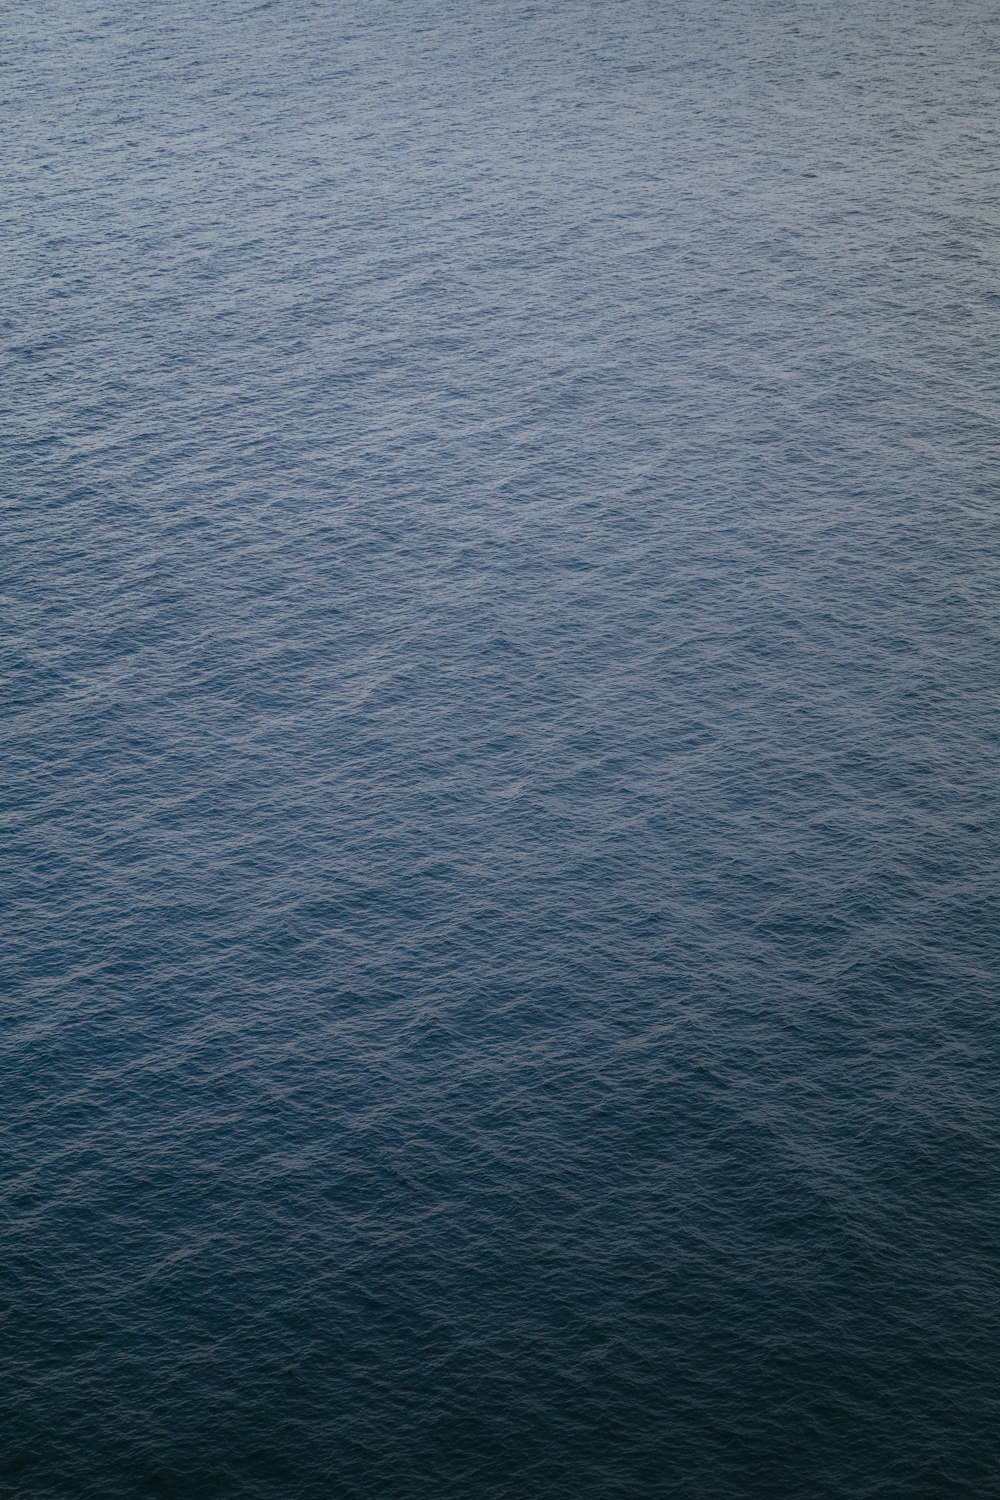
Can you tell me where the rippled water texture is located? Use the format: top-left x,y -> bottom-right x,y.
4,1 -> 1000,1495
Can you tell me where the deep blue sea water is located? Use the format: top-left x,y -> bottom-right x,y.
3,2 -> 1000,1496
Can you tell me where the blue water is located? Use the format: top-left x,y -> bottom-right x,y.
4,1 -> 1000,1495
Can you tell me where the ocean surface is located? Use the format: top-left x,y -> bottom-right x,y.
3,1 -> 1000,1496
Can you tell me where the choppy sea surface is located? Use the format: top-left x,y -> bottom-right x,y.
4,1 -> 1000,1495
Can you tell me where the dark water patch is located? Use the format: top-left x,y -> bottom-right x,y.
3,0 -> 1000,1496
